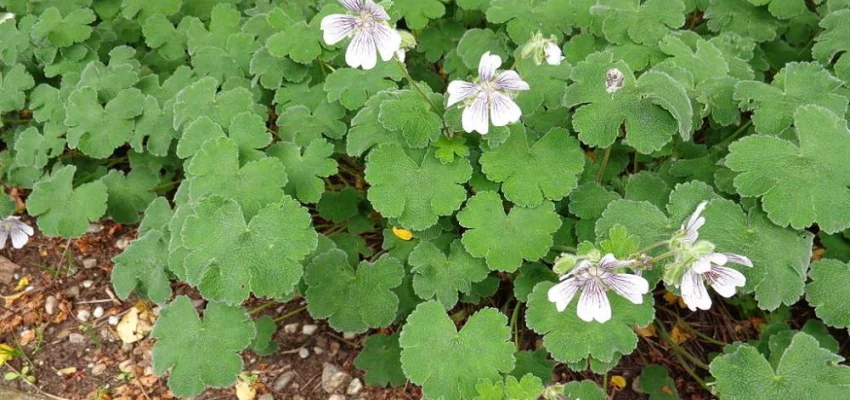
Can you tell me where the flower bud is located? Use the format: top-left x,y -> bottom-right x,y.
521,31 -> 563,66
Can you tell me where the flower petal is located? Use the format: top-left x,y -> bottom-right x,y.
722,253 -> 753,267
0,229 -> 8,250
577,280 -> 612,323
320,14 -> 358,45
493,70 -> 530,92
346,30 -> 377,69
606,273 -> 649,304
680,268 -> 711,311
462,93 -> 489,134
478,51 -> 502,82
682,201 -> 708,242
363,0 -> 390,20
707,266 -> 746,298
371,24 -> 401,61
488,92 -> 522,127
446,81 -> 479,108
691,256 -> 713,274
338,0 -> 362,12
597,253 -> 633,271
548,277 -> 581,312
10,227 -> 29,249
544,42 -> 563,65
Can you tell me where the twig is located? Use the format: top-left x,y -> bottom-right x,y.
2,365 -> 72,400
272,305 -> 308,323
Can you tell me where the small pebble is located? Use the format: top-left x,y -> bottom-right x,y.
313,346 -> 324,355
328,395 -> 346,400
302,324 -> 319,335
64,286 -> 80,298
347,378 -> 363,395
342,332 -> 356,340
93,307 -> 104,318
69,333 -> 86,345
258,394 -> 274,400
321,363 -> 351,393
82,280 -> 93,288
298,347 -> 309,359
45,296 -> 58,315
108,316 -> 119,326
118,360 -> 133,373
77,309 -> 91,322
87,224 -> 104,233
82,258 -> 97,269
115,238 -> 130,250
273,371 -> 296,391
91,363 -> 106,376
284,323 -> 299,334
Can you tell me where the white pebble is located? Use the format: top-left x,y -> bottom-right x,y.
77,309 -> 91,322
82,280 -> 93,288
302,324 -> 319,335
284,323 -> 299,334
108,316 -> 119,326
92,307 -> 104,318
298,347 -> 309,359
343,332 -> 356,340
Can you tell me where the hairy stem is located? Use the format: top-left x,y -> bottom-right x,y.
272,305 -> 308,323
595,146 -> 613,184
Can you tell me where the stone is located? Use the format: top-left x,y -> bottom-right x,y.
64,285 -> 80,298
82,280 -> 93,288
0,256 -> 19,284
283,323 -> 299,334
93,307 -> 104,319
342,332 -> 356,340
108,316 -> 119,325
321,363 -> 351,393
346,378 -> 363,395
272,371 -> 296,391
302,324 -> 318,335
68,333 -> 86,345
45,296 -> 58,315
115,238 -> 130,250
76,309 -> 91,322
298,347 -> 309,359
313,346 -> 324,355
91,364 -> 106,376
87,224 -> 104,233
328,395 -> 346,400
258,394 -> 274,400
82,258 -> 97,269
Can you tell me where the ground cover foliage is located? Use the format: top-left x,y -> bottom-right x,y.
1,0 -> 850,398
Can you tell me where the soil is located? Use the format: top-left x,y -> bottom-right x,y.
0,216 -> 845,400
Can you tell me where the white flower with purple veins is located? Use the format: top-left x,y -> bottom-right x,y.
0,216 -> 34,249
674,201 -> 753,311
548,254 -> 650,323
447,52 -> 530,135
543,41 -> 563,65
320,0 -> 401,70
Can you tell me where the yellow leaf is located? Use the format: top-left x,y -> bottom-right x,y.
235,374 -> 256,400
610,375 -> 627,389
635,324 -> 657,338
57,366 -> 77,376
117,307 -> 144,344
670,323 -> 694,345
14,276 -> 29,291
0,344 -> 15,366
663,291 -> 687,308
392,226 -> 414,241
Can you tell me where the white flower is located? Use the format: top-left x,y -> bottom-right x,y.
0,216 -> 34,249
680,200 -> 707,245
547,254 -> 649,323
446,52 -> 530,135
605,68 -> 625,93
680,252 -> 752,311
543,41 -> 563,66
320,0 -> 401,70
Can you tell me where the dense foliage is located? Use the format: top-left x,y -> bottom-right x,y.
1,0 -> 849,398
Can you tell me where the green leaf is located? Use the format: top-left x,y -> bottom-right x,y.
267,21 -> 322,64
132,96 -> 177,157
0,64 -> 34,114
122,0 -> 182,21
561,381 -> 607,400
639,365 -> 679,399
31,7 -> 95,47
624,172 -> 671,210
317,188 -> 361,223
346,90 -> 407,157
13,124 -> 65,169
725,105 -> 850,233
172,77 -> 258,131
408,240 -> 490,309
513,262 -> 558,303
354,333 -> 407,387
400,301 -> 515,400
704,0 -> 781,42
305,250 -> 404,333
813,10 -> 850,72
510,349 -> 555,383
250,315 -> 278,356
456,29 -> 510,70
266,139 -> 337,204
111,230 -> 171,305
747,0 -> 806,19
709,332 -> 850,400
366,144 -> 472,230
323,63 -> 403,110
151,296 -> 256,398
564,51 -> 692,154
458,191 -> 562,272
181,196 -> 317,305
64,87 -> 145,159
806,259 -> 850,330
184,137 -> 288,219
733,62 -> 847,135
139,197 -> 173,235
434,135 -> 470,164
27,165 -> 108,239
592,0 -> 686,45
393,0 -> 447,29
378,89 -> 445,149
526,281 -> 655,363
480,127 -> 584,207
0,194 -> 15,219
142,13 -> 187,61
102,168 -> 158,224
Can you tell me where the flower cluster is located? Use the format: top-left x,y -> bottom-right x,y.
548,201 -> 752,323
